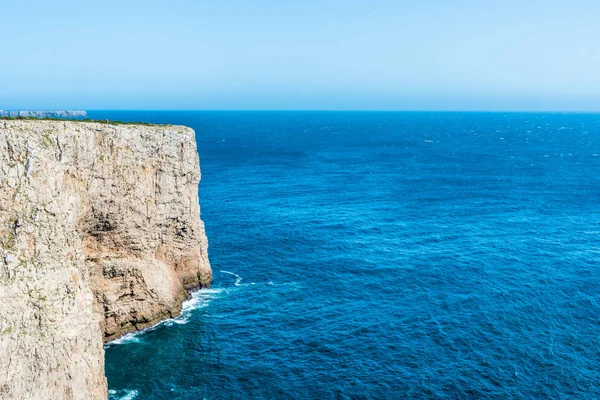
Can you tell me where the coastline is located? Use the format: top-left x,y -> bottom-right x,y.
104,286 -> 221,348
103,281 -> 212,343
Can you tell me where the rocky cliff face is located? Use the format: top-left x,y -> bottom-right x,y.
0,120 -> 211,399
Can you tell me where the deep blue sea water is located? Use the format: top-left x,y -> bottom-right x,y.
89,111 -> 600,399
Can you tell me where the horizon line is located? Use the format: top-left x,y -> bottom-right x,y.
83,109 -> 600,113
4,109 -> 600,114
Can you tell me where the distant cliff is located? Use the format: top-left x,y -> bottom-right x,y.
0,120 -> 211,399
0,110 -> 87,118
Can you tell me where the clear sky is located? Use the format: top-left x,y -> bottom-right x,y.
1,0 -> 599,111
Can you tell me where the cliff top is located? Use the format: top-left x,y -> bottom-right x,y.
0,116 -> 170,127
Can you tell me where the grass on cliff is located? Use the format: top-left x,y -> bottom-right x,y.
0,116 -> 170,126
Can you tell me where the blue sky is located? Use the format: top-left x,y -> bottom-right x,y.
1,0 -> 599,111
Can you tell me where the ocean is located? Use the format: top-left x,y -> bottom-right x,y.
88,111 -> 600,399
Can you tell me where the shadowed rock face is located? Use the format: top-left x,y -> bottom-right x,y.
0,120 -> 211,399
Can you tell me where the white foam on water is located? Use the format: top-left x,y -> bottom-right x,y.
104,288 -> 222,348
169,288 -> 222,325
108,389 -> 139,400
220,269 -> 244,286
107,332 -> 143,346
266,281 -> 301,289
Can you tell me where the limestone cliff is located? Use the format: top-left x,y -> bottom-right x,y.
0,120 -> 211,399
0,110 -> 87,119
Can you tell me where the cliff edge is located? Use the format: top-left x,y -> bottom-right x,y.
0,120 -> 211,399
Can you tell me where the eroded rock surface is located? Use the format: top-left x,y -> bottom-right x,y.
0,120 -> 211,399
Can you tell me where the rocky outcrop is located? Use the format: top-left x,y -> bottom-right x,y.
0,110 -> 87,118
0,120 -> 211,399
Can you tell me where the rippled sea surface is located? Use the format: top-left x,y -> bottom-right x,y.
90,111 -> 600,399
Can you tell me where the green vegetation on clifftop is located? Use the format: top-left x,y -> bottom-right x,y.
0,116 -> 170,127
